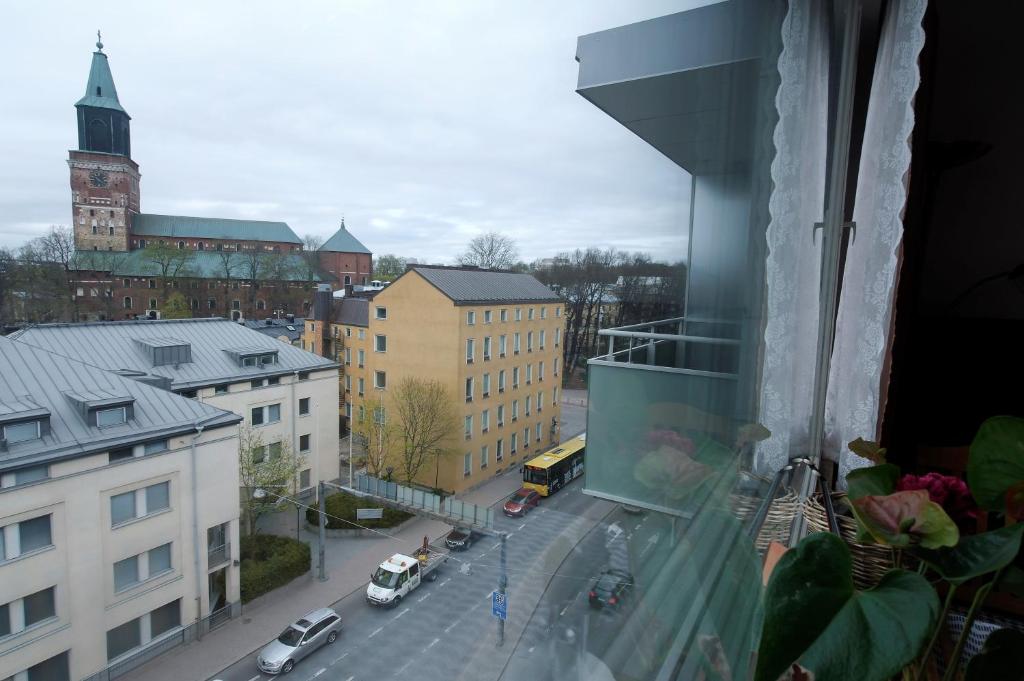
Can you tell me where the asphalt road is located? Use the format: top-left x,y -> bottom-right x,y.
211,478 -> 616,681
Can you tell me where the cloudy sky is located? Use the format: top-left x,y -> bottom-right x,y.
2,0 -> 699,263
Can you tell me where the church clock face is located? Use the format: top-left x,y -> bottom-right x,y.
89,168 -> 109,188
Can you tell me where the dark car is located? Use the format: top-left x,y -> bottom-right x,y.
503,488 -> 541,517
445,526 -> 483,550
588,569 -> 632,611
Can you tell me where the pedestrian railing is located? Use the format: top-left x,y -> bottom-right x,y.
353,472 -> 494,529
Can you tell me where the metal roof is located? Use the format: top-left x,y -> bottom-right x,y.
0,335 -> 239,473
75,49 -> 128,114
319,220 -> 371,254
334,298 -> 369,327
12,318 -> 338,391
132,213 -> 302,244
407,266 -> 562,305
242,318 -> 305,343
69,249 -> 320,282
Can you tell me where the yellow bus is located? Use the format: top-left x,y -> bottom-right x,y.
522,433 -> 586,497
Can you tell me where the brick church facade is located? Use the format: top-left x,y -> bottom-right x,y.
68,38 -> 372,321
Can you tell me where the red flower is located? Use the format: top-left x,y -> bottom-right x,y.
896,472 -> 978,525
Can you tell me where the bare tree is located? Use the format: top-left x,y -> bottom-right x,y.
238,427 -> 303,535
391,377 -> 459,486
142,242 -> 196,295
458,232 -> 519,270
298,235 -> 323,282
351,394 -> 398,479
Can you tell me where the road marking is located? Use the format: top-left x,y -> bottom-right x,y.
424,637 -> 440,651
332,651 -> 349,664
344,677 -> 355,681
560,604 -> 570,616
529,646 -> 535,653
246,676 -> 261,681
470,602 -> 481,612
417,592 -> 432,603
393,607 -> 410,620
440,578 -> 451,587
634,524 -> 642,530
312,669 -> 326,679
486,590 -> 494,600
369,626 -> 383,638
397,660 -> 412,674
444,619 -> 461,633
518,523 -> 526,530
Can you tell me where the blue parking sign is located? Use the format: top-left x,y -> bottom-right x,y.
492,591 -> 507,621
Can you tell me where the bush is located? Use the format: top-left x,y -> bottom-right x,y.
306,491 -> 413,529
239,534 -> 311,603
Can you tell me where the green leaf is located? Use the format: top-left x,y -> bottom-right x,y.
846,464 -> 901,501
851,490 -> 960,549
755,533 -> 939,681
848,438 -> 888,464
914,523 -> 1024,585
964,628 -> 1024,681
967,416 -> 1024,511
997,565 -> 1024,599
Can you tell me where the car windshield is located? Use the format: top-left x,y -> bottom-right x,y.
595,575 -> 619,593
371,567 -> 399,588
277,626 -> 304,647
510,492 -> 530,504
450,528 -> 469,539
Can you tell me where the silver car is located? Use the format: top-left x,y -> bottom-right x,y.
256,608 -> 343,675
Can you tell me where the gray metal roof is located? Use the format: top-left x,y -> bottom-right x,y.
335,298 -> 369,327
12,318 -> 338,391
132,213 -> 302,244
0,336 -> 239,473
408,266 -> 562,305
243,318 -> 305,343
319,220 -> 371,254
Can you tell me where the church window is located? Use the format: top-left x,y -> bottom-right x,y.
344,275 -> 351,285
235,243 -> 241,251
257,300 -> 266,310
90,209 -> 95,216
109,210 -> 114,217
198,242 -> 205,251
208,298 -> 216,309
139,239 -> 147,248
217,244 -> 223,251
123,278 -> 131,288
190,298 -> 198,310
149,298 -> 157,309
108,226 -> 114,235
177,241 -> 185,249
232,300 -> 240,310
92,225 -> 98,235
148,279 -> 156,289
123,297 -> 132,309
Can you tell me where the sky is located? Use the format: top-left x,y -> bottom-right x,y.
1,0 -> 699,264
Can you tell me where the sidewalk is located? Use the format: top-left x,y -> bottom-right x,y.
119,472 -> 530,681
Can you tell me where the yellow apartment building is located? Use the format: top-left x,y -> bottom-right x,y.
306,266 -> 565,494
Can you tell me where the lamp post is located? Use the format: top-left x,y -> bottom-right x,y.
318,480 -> 327,581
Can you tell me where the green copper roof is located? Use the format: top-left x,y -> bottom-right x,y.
132,213 -> 302,244
70,249 -> 320,282
75,47 -> 127,115
319,219 -> 371,254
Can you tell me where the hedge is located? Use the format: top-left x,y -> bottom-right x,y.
305,491 -> 413,529
239,534 -> 311,603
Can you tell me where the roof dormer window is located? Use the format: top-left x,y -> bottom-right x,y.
96,406 -> 127,428
3,419 -> 41,445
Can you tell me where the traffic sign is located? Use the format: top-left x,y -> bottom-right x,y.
492,591 -> 507,621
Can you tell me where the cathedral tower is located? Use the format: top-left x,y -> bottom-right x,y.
68,34 -> 140,252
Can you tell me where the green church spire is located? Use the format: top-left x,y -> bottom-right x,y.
75,32 -> 128,115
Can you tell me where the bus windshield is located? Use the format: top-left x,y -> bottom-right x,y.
523,466 -> 547,485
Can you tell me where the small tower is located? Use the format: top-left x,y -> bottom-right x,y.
68,33 -> 140,252
318,218 -> 374,286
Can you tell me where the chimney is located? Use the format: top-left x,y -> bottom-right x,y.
286,314 -> 295,323
344,283 -> 354,297
313,287 -> 332,321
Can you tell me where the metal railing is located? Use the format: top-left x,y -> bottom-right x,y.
207,542 -> 230,569
353,472 -> 494,528
81,601 -> 241,681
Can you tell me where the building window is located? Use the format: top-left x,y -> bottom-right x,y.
513,367 -> 520,389
465,377 -> 474,402
497,404 -> 504,427
524,427 -> 530,447
539,329 -> 546,349
512,400 -> 519,421
464,415 -> 472,440
539,361 -> 545,382
299,397 -> 310,415
358,377 -> 365,396
526,364 -> 533,385
3,419 -> 41,445
499,370 -> 506,393
536,422 -> 542,442
358,329 -> 365,340
526,395 -> 532,416
481,445 -> 489,469
538,391 -> 544,412
527,331 -> 533,352
144,440 -> 169,455
345,327 -> 352,337
541,306 -> 547,320
374,371 -> 387,389
500,309 -> 508,322
250,404 -> 281,426
148,279 -> 156,289
123,296 -> 132,309
345,348 -> 351,366
344,275 -> 351,285
555,307 -> 561,318
514,333 -> 521,354
208,298 -> 216,309
467,311 -> 476,325
148,298 -> 158,310
555,328 -> 561,347
358,405 -> 365,421
300,434 -> 310,452
373,407 -> 386,425
466,338 -> 475,364
232,300 -> 241,310
345,375 -> 352,392
528,307 -> 535,321
256,300 -> 265,310
106,599 -> 181,662
375,306 -> 387,320
0,515 -> 52,561
463,452 -> 471,476
97,407 -> 127,427
114,543 -> 172,592
300,469 -> 311,489
484,310 -> 492,324
358,349 -> 365,367
1,586 -> 56,637
110,482 -> 170,527
0,465 -> 48,488
482,373 -> 491,397
482,409 -> 490,433
554,357 -> 559,376
496,438 -> 504,461
515,308 -> 522,321
511,432 -> 517,454
178,241 -> 185,249
375,335 -> 387,352
553,386 -> 558,406
499,335 -> 507,357
298,371 -> 310,381
483,336 -> 491,361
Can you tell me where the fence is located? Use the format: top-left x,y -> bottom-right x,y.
353,473 -> 494,528
81,601 -> 241,681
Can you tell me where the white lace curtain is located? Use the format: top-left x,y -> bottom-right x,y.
757,0 -> 927,482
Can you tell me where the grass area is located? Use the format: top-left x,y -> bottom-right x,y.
239,534 -> 311,603
305,490 -> 413,530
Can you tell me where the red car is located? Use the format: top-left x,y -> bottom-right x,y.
503,488 -> 541,517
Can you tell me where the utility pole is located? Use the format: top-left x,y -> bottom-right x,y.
318,480 -> 327,581
348,428 -> 354,487
497,531 -> 507,647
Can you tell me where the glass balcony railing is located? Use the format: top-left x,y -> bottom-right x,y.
207,542 -> 230,569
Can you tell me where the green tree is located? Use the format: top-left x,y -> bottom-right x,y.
373,254 -> 407,281
238,428 -> 303,535
142,242 -> 195,294
161,292 -> 192,319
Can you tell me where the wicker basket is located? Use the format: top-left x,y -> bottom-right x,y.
803,494 -> 898,588
731,491 -> 801,553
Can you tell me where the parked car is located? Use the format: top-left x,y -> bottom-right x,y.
503,488 -> 541,517
257,608 -> 343,675
445,526 -> 483,550
588,569 -> 633,611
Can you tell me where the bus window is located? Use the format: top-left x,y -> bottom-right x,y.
524,466 -> 547,485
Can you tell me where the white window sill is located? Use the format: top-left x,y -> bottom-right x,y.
114,567 -> 175,596
111,506 -> 172,530
0,544 -> 55,567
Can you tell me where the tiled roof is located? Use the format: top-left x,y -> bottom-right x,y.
70,249 -> 320,282
0,335 -> 239,472
319,221 -> 371,254
408,266 -> 562,305
12,318 -> 337,391
132,214 -> 302,244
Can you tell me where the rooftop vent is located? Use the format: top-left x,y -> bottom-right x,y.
134,337 -> 193,367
